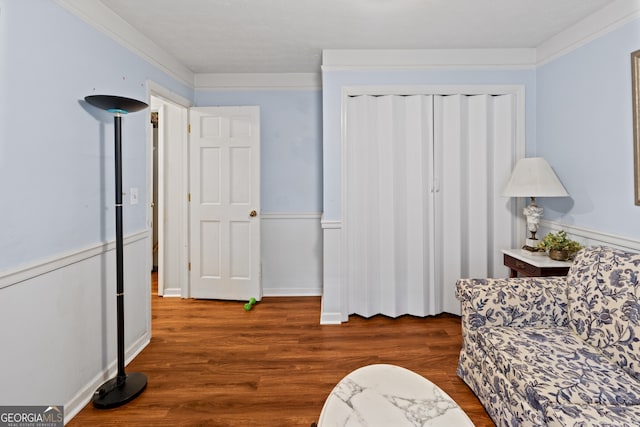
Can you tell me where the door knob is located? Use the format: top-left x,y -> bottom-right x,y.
249,210 -> 257,217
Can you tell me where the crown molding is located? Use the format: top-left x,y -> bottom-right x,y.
55,0 -> 194,87
536,0 -> 640,66
57,0 -> 639,89
194,73 -> 321,91
322,49 -> 537,71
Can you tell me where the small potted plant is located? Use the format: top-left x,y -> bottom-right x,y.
537,230 -> 583,261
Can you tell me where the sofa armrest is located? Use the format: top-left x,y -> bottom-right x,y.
456,276 -> 569,332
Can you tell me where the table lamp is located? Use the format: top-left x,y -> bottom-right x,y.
502,157 -> 568,251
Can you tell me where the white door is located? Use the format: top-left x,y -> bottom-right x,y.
344,92 -> 517,318
189,106 -> 261,301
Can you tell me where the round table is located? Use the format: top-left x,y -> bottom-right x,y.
317,364 -> 475,426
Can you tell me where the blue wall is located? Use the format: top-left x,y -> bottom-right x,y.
321,68 -> 537,221
0,0 -> 192,271
195,90 -> 323,213
3,2 -> 638,274
0,0 -> 193,414
537,18 -> 640,239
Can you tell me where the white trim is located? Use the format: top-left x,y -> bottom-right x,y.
148,86 -> 190,298
64,332 -> 150,423
322,49 -> 537,70
58,0 -> 639,89
320,311 -> 343,325
536,0 -> 640,66
0,231 -> 148,290
321,219 -> 342,229
321,226 -> 346,323
147,81 -> 192,108
54,0 -> 194,87
161,288 -> 182,297
540,220 -> 640,252
340,84 -> 526,97
263,287 -> 322,297
195,73 -> 321,91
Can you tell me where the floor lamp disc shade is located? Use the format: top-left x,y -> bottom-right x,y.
85,95 -> 148,409
85,94 -> 148,115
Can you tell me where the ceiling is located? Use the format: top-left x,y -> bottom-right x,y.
99,0 -> 615,74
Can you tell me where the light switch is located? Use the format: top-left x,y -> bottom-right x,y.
130,187 -> 139,205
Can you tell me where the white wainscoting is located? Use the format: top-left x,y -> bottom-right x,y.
539,220 -> 640,253
320,219 -> 345,324
261,213 -> 323,296
0,232 -> 151,424
320,219 -> 640,324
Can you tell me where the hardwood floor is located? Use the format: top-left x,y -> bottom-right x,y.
68,275 -> 495,426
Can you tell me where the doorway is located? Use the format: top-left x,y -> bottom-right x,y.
148,85 -> 189,297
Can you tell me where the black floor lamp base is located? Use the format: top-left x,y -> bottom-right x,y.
93,372 -> 148,409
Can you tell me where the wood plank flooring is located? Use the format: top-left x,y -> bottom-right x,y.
68,275 -> 495,426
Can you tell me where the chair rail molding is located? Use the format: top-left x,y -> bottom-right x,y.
539,220 -> 640,253
0,230 -> 149,290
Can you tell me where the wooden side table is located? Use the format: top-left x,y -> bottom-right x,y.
502,249 -> 572,278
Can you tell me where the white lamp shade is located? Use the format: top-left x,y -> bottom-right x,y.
502,157 -> 569,197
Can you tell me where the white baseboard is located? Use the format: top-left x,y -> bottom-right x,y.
263,286 -> 322,297
320,311 -> 343,325
161,287 -> 182,297
64,333 -> 151,423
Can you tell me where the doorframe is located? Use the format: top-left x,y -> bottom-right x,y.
147,81 -> 191,297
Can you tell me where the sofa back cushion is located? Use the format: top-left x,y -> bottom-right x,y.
567,246 -> 640,380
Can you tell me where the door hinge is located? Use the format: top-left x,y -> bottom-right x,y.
188,192 -> 191,202
188,262 -> 191,271
188,123 -> 191,134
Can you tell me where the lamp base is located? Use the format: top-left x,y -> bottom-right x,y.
523,238 -> 542,252
92,372 -> 147,409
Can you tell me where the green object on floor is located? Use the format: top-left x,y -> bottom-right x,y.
244,297 -> 257,311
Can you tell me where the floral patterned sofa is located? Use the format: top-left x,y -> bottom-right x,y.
456,246 -> 640,426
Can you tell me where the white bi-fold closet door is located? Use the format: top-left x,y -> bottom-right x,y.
344,93 -> 516,318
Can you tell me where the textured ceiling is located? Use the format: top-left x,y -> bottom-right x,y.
100,0 -> 615,73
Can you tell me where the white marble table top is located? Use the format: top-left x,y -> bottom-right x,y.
317,364 -> 475,427
502,248 -> 573,268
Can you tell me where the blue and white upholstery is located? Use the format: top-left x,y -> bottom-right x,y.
456,246 -> 640,427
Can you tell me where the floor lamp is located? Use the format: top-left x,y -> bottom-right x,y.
85,95 -> 148,409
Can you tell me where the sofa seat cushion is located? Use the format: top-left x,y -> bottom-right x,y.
478,325 -> 640,410
545,404 -> 640,427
